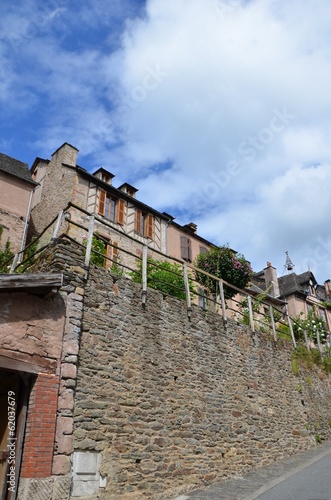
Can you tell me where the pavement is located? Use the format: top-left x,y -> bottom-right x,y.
171,440 -> 331,500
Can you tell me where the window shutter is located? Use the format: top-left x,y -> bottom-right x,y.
117,199 -> 125,225
98,189 -> 106,216
146,214 -> 154,239
181,236 -> 192,261
106,242 -> 112,259
135,209 -> 142,234
187,238 -> 192,262
113,242 -> 119,261
181,236 -> 188,260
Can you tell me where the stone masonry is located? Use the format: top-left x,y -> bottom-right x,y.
19,237 -> 331,499
72,261 -> 331,499
16,238 -> 86,500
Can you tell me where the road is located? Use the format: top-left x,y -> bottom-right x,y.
172,440 -> 331,500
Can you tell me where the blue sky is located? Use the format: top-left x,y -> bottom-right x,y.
1,0 -> 331,282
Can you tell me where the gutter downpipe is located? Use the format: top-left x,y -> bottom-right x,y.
19,187 -> 35,260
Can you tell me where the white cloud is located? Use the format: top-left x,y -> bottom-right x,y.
1,0 -> 331,282
101,0 -> 331,281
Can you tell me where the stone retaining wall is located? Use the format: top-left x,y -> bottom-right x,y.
71,252 -> 331,499
20,238 -> 331,500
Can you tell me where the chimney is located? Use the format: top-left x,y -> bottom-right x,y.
51,142 -> 79,167
183,222 -> 197,233
263,262 -> 280,298
325,280 -> 331,297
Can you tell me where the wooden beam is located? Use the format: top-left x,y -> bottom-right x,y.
0,273 -> 63,293
0,352 -> 56,374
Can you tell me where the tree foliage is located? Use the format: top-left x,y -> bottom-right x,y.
194,245 -> 252,299
83,234 -> 107,267
131,258 -> 195,300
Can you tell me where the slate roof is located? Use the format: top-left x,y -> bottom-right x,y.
278,271 -> 316,297
0,152 -> 36,185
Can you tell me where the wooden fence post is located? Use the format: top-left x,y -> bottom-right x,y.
269,305 -> 277,341
9,254 -> 20,274
247,295 -> 255,332
218,280 -> 227,328
285,303 -> 297,348
142,245 -> 148,306
316,329 -> 323,357
303,330 -> 311,351
182,262 -> 192,320
51,210 -> 64,243
84,215 -> 95,272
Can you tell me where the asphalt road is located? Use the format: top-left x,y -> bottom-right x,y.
251,450 -> 331,500
172,440 -> 331,500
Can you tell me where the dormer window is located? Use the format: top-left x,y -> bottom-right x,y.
98,189 -> 125,225
118,183 -> 138,199
101,173 -> 111,184
126,187 -> 135,197
92,168 -> 114,185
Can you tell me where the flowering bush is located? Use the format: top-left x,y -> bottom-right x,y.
194,245 -> 252,299
293,310 -> 328,345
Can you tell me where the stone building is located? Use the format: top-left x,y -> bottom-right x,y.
0,152 -> 37,255
29,143 -> 226,273
253,263 -> 331,336
30,143 -> 170,267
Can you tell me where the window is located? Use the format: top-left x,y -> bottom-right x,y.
135,209 -> 154,238
98,190 -> 125,225
199,246 -> 208,255
307,303 -> 313,314
319,308 -> 327,322
101,173 -> 111,184
180,236 -> 192,262
198,287 -> 208,310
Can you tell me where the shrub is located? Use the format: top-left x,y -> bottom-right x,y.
131,258 -> 195,300
194,245 -> 252,299
293,310 -> 328,345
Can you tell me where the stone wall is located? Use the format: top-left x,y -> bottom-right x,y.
18,237 -> 331,500
30,143 -> 78,239
68,245 -> 331,500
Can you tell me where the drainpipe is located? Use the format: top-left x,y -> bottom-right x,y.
19,187 -> 35,256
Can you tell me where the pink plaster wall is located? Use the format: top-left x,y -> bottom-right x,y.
0,292 -> 66,369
